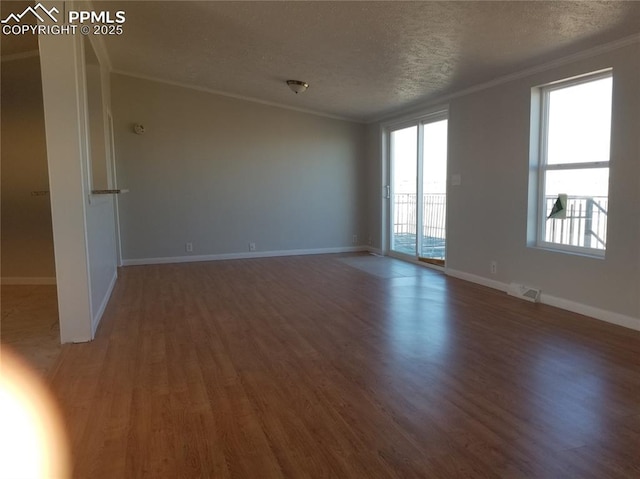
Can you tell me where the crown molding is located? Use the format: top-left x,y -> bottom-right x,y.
369,33 -> 640,124
111,69 -> 363,124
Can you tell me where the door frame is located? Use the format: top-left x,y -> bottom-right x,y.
381,106 -> 449,268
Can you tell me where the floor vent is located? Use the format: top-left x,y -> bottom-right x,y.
507,283 -> 541,303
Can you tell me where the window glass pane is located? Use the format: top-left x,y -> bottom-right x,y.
543,168 -> 608,250
421,120 -> 447,260
545,168 -> 609,197
547,76 -> 612,165
391,126 -> 417,256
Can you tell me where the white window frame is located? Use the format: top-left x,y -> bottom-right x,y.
535,69 -> 612,257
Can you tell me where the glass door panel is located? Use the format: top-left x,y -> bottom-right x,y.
420,119 -> 448,262
390,126 -> 417,256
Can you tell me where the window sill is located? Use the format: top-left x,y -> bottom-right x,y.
528,243 -> 605,260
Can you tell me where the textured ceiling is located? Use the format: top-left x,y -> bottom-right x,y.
18,1 -> 640,122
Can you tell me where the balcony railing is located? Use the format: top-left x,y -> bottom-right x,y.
545,195 -> 607,250
392,193 -> 446,258
392,194 -> 608,256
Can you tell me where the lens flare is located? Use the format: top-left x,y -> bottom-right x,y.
0,346 -> 70,478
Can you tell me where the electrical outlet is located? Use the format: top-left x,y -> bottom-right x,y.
490,261 -> 497,275
185,242 -> 193,253
352,235 -> 358,245
249,242 -> 256,252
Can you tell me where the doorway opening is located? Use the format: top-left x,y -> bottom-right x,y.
1,48 -> 60,375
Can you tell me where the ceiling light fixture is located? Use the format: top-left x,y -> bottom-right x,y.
286,80 -> 309,94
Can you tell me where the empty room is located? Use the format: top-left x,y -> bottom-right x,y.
1,1 -> 639,478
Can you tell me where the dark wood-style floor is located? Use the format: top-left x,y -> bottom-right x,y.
48,254 -> 640,478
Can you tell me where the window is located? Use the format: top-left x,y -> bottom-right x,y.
532,70 -> 612,256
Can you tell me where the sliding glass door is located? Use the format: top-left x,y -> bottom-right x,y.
389,113 -> 448,264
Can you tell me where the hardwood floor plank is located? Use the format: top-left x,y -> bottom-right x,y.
1,285 -> 61,376
46,253 -> 640,478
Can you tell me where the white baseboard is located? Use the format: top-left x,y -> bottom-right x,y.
366,246 -> 383,256
445,268 -> 508,293
540,293 -> 640,331
122,246 -> 369,267
1,277 -> 57,285
445,268 -> 639,332
91,270 -> 118,338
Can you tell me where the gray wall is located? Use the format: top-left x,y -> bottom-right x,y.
111,74 -> 367,262
1,55 -> 55,281
83,38 -> 119,331
365,122 -> 382,251
368,42 -> 640,320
